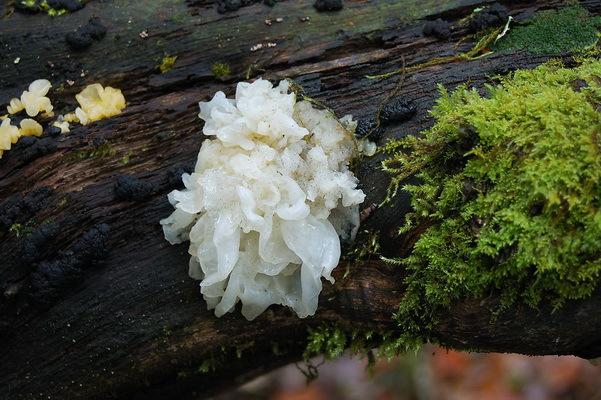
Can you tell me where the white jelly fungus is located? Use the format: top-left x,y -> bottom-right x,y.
161,79 -> 365,320
74,84 -> 126,125
7,79 -> 53,117
357,139 -> 377,156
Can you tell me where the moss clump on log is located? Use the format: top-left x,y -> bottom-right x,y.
493,5 -> 601,54
304,325 -> 348,360
158,55 -> 177,74
381,58 -> 601,342
211,62 -> 231,79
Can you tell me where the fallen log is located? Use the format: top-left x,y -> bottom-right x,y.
1,0 -> 600,399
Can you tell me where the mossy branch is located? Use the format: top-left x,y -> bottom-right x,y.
382,58 -> 601,342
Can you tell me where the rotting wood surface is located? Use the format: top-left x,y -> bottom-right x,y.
1,1 -> 601,399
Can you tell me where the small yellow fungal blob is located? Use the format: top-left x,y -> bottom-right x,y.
7,79 -> 54,117
74,84 -> 126,125
19,119 -> 43,137
158,55 -> 177,74
62,113 -> 80,123
7,98 -> 24,115
0,119 -> 21,158
0,119 -> 20,143
52,119 -> 70,134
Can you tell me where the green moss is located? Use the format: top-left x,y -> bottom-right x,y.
382,59 -> 601,341
9,223 -> 33,238
46,7 -> 67,17
195,345 -> 227,375
15,0 -> 76,16
39,0 -> 69,16
347,230 -> 380,260
197,358 -> 219,374
211,62 -> 231,79
57,196 -> 69,209
69,143 -> 116,161
19,0 -> 37,9
304,325 -> 347,360
342,229 -> 381,278
366,27 -> 502,80
271,342 -> 283,356
369,4 -> 601,81
235,340 -> 255,359
302,324 -> 421,368
493,6 -> 601,54
121,151 -> 133,165
158,55 -> 177,74
192,341 -> 255,375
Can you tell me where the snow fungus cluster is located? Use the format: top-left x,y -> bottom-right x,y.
161,79 -> 365,320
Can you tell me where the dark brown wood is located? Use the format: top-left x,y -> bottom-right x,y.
1,0 -> 601,399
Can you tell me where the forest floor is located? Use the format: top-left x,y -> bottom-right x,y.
219,349 -> 601,400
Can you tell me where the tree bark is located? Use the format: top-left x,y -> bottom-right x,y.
1,0 -> 601,399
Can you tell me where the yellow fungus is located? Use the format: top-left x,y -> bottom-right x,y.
19,119 -> 43,137
0,119 -> 21,158
7,98 -> 24,115
74,84 -> 126,125
8,79 -> 53,117
63,113 -> 80,123
52,119 -> 70,133
158,55 -> 177,74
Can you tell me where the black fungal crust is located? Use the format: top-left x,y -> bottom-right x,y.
46,0 -> 84,12
165,165 -> 193,189
5,114 -> 26,127
422,18 -> 451,39
114,174 -> 156,201
380,98 -> 416,125
44,57 -> 85,83
314,0 -> 343,12
355,117 -> 382,140
215,0 -> 277,13
65,31 -> 93,51
72,223 -> 110,261
45,126 -> 62,138
29,224 -> 110,305
19,138 -> 58,162
468,3 -> 509,32
14,1 -> 41,13
17,221 -> 61,267
0,188 -> 53,231
85,17 -> 108,40
355,99 -> 416,140
29,259 -> 79,304
65,17 -> 107,51
13,136 -> 38,149
218,0 -> 242,12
